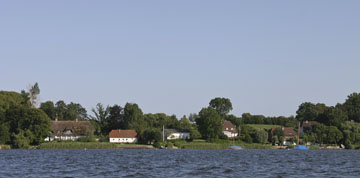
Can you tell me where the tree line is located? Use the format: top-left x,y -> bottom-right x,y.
1,83 -> 360,149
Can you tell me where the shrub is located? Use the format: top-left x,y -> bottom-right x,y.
12,131 -> 30,149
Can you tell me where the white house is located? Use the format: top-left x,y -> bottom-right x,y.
165,129 -> 190,140
223,120 -> 238,138
109,129 -> 137,143
44,120 -> 94,141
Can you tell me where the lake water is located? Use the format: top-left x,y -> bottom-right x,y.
0,149 -> 359,178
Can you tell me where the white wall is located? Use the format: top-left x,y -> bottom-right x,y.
110,137 -> 137,143
44,135 -> 84,141
223,131 -> 238,138
167,132 -> 190,140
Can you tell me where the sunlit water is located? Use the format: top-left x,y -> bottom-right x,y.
0,149 -> 359,177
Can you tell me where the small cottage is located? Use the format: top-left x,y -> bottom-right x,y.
45,119 -> 94,141
223,120 -> 238,138
271,127 -> 297,146
109,129 -> 137,143
165,129 -> 190,140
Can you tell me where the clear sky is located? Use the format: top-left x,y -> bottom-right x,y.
1,1 -> 359,118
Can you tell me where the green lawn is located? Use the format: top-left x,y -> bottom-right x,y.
246,124 -> 282,130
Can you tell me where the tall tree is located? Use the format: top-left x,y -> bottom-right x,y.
40,101 -> 56,120
89,103 -> 110,135
107,105 -> 125,131
209,97 -> 233,116
296,102 -> 327,122
55,100 -> 67,120
124,103 -> 144,130
179,115 -> 192,130
28,82 -> 40,107
66,102 -> 88,120
195,107 -> 223,140
341,93 -> 360,122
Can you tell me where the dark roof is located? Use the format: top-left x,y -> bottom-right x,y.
109,130 -> 137,138
271,127 -> 297,138
164,129 -> 189,133
302,120 -> 318,129
223,120 -> 237,133
50,120 -> 94,136
283,127 -> 297,137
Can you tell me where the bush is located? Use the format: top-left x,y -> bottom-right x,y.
153,142 -> 161,148
166,142 -> 174,148
218,133 -> 228,140
78,134 -> 96,142
12,131 -> 30,149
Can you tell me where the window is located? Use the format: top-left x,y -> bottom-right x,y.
231,128 -> 234,130
226,128 -> 228,130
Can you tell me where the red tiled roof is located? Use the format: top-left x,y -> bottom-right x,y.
283,127 -> 296,137
271,127 -> 297,138
223,120 -> 237,133
109,130 -> 137,138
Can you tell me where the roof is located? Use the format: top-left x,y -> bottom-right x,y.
271,127 -> 297,137
223,120 -> 237,133
50,120 -> 94,136
283,127 -> 297,137
164,129 -> 189,134
302,120 -> 317,129
109,130 -> 137,138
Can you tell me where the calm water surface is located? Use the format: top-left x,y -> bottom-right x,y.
0,149 -> 359,178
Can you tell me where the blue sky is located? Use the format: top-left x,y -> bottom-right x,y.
1,1 -> 359,118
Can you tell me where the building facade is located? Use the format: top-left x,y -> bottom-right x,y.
223,120 -> 238,138
109,129 -> 138,143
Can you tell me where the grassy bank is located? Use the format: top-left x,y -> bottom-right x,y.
39,142 -> 154,149
170,140 -> 274,149
0,145 -> 11,149
39,142 -> 118,149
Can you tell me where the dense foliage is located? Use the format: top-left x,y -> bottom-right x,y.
0,90 -> 50,148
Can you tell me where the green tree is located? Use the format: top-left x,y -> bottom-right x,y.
124,103 -> 144,130
55,100 -> 67,120
140,128 -> 162,144
6,105 -> 50,145
66,102 -> 87,120
0,124 -> 10,144
327,126 -> 343,144
313,123 -> 327,144
318,107 -> 347,127
244,133 -> 253,143
272,136 -> 279,145
341,93 -> 360,122
179,115 -> 192,130
209,97 -> 233,116
296,102 -> 327,122
189,128 -> 201,139
12,131 -> 30,149
107,105 -> 125,131
28,82 -> 40,107
255,129 -> 268,144
195,107 -> 223,139
188,113 -> 198,123
40,101 -> 56,120
89,103 -> 110,135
